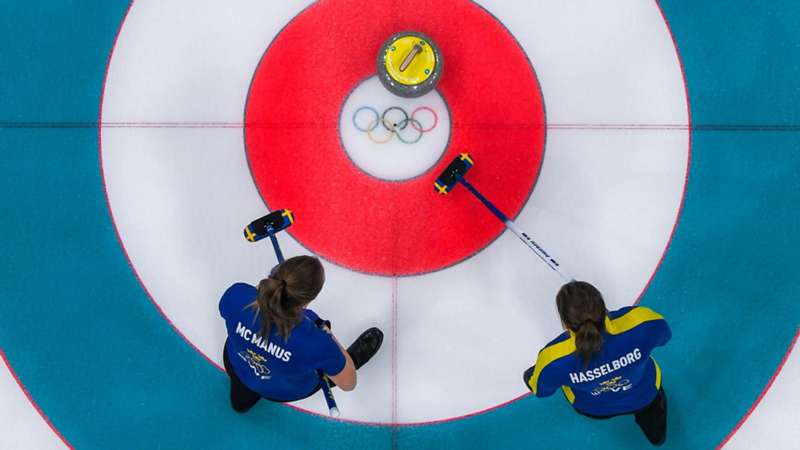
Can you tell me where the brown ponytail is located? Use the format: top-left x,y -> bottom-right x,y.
556,281 -> 607,367
249,255 -> 325,341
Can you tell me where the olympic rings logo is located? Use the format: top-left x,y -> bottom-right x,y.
351,106 -> 439,144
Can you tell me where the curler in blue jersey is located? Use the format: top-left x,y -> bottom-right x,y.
244,209 -> 340,417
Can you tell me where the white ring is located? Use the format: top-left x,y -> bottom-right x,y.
100,0 -> 689,424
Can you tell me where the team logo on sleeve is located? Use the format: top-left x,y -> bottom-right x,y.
238,349 -> 271,380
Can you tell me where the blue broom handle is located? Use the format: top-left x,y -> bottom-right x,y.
458,178 -> 572,281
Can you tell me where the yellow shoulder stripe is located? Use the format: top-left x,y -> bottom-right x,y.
605,307 -> 663,335
527,336 -> 576,394
652,356 -> 662,389
561,386 -> 576,404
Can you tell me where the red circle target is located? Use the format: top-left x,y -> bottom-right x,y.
245,0 -> 545,276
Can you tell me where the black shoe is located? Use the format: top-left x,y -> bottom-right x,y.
231,393 -> 260,413
347,327 -> 384,370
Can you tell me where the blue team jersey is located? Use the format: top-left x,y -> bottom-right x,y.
219,283 -> 346,402
525,306 -> 671,416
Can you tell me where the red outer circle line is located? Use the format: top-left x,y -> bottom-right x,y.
0,348 -> 75,449
97,1 -> 222,375
716,328 -> 800,449
96,0 -> 687,427
632,0 -> 693,308
91,0 -> 713,429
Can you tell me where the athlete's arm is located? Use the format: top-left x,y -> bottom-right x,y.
322,326 -> 357,391
525,365 -> 559,397
652,315 -> 672,347
632,306 -> 672,348
523,365 -> 536,392
219,283 -> 251,319
524,349 -> 563,397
